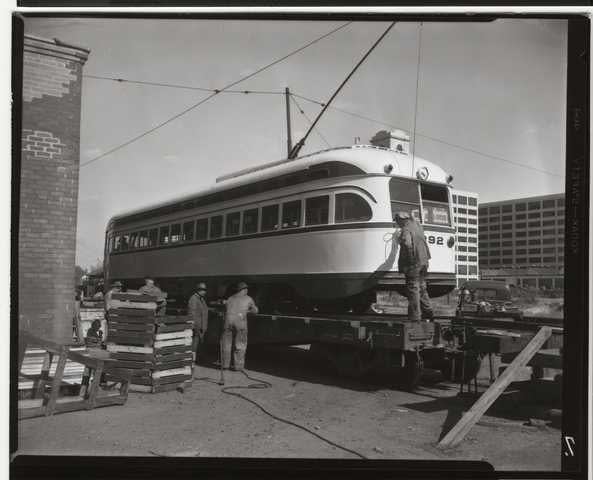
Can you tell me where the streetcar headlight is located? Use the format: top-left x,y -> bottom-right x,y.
416,166 -> 429,180
384,163 -> 394,174
447,236 -> 455,248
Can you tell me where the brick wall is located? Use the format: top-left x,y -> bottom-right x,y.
19,35 -> 89,343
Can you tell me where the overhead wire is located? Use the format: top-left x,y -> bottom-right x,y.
80,21 -> 352,168
411,22 -> 423,176
290,94 -> 332,149
291,92 -> 565,178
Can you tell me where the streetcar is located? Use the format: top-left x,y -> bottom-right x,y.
104,145 -> 457,313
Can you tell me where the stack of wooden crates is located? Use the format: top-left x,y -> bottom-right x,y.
105,291 -> 194,393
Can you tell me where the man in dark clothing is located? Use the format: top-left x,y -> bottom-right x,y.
395,211 -> 434,322
139,277 -> 167,315
188,282 -> 209,363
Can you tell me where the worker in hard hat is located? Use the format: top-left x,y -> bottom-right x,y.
221,281 -> 258,371
188,281 -> 209,363
395,211 -> 434,322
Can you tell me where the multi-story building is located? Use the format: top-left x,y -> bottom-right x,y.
478,193 -> 564,289
451,189 -> 479,286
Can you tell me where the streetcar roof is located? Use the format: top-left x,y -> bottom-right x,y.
107,145 -> 451,228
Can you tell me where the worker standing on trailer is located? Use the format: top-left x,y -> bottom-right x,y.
139,277 -> 167,316
188,282 -> 209,364
395,211 -> 434,322
221,282 -> 258,371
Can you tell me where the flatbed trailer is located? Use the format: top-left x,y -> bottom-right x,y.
200,309 -> 563,389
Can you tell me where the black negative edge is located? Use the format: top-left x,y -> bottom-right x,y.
561,15 -> 590,476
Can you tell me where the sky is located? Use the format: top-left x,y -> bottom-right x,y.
23,17 -> 568,269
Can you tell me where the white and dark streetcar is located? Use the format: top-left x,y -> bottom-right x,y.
104,145 -> 457,313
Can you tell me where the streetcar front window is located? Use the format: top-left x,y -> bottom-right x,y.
420,183 -> 451,226
389,177 -> 421,221
335,193 -> 372,223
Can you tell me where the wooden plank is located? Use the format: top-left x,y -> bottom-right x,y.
106,344 -> 154,354
438,327 -> 552,448
45,348 -> 68,416
154,330 -> 192,341
87,363 -> 104,409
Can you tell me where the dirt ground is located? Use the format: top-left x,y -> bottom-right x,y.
17,345 -> 560,471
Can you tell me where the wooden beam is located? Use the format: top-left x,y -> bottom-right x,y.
438,326 -> 552,448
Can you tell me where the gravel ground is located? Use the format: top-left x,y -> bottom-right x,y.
17,345 -> 560,470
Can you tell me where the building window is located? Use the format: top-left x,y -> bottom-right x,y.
489,206 -> 500,214
515,213 -> 526,220
516,240 -> 526,246
502,223 -> 513,230
170,224 -> 182,243
516,231 -> 526,237
502,215 -> 512,221
502,204 -> 512,213
458,245 -> 467,252
210,216 -> 223,238
182,221 -> 194,242
528,221 -> 541,228
557,219 -> 564,226
196,218 -> 208,240
502,250 -> 512,256
468,208 -> 477,215
243,208 -> 259,234
528,248 -> 541,254
516,257 -> 527,264
528,201 -> 540,210
468,246 -> 477,252
516,249 -> 526,255
490,259 -> 501,265
452,194 -> 457,202
528,239 -> 541,245
543,199 -> 555,209
490,216 -> 500,223
542,247 -> 555,254
557,198 -> 565,207
479,207 -> 488,215
543,257 -> 555,264
530,257 -> 542,264
457,227 -> 467,233
159,226 -> 170,245
226,212 -> 241,236
489,225 -> 499,231
457,255 -> 467,262
543,211 -> 555,217
468,265 -> 478,274
148,228 -> 158,247
458,265 -> 467,274
481,251 -> 489,257
516,222 -> 526,229
479,242 -> 488,249
468,255 -> 477,262
489,241 -> 500,248
542,238 -> 555,245
491,250 -> 500,257
557,228 -> 564,235
457,236 -> 467,243
501,232 -> 513,238
305,195 -> 329,226
502,241 -> 513,247
542,229 -> 555,236
468,237 -> 477,244
458,207 -> 467,214
337,193 -> 372,223
468,218 -> 477,225
458,196 -> 467,205
515,203 -> 526,212
528,230 -> 540,237
456,217 -> 467,224
468,227 -> 477,234
542,220 -> 555,227
528,212 -> 541,219
261,204 -> 280,232
468,197 -> 477,206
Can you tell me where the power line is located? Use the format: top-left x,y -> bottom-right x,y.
80,21 -> 352,168
290,94 -> 331,149
411,22 -> 423,176
291,92 -> 565,178
84,74 -> 284,95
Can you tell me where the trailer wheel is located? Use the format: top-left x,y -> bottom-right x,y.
401,350 -> 423,391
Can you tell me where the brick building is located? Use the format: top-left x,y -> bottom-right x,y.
478,193 -> 565,289
19,35 -> 89,342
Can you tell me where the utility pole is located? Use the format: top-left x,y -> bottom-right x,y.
285,87 -> 292,157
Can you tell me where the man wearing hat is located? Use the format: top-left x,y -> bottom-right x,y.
221,281 -> 258,371
395,211 -> 434,322
139,277 -> 167,316
188,282 -> 209,363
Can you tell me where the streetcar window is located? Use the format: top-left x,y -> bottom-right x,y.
139,230 -> 149,248
159,226 -> 170,245
129,232 -> 138,249
261,205 -> 279,232
121,234 -> 130,251
148,228 -> 158,247
113,235 -> 121,252
170,224 -> 182,243
389,177 -> 421,221
281,200 -> 302,229
420,184 -> 451,226
196,218 -> 208,240
305,195 -> 329,226
242,208 -> 259,234
183,221 -> 195,242
210,216 -> 223,239
226,212 -> 241,236
335,193 -> 372,223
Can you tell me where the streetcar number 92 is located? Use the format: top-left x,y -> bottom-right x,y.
425,235 -> 444,245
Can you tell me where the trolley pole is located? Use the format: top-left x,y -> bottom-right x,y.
285,87 -> 292,157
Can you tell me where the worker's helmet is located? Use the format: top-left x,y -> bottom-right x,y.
236,281 -> 248,292
196,282 -> 207,291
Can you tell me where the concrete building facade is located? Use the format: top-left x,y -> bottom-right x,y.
478,193 -> 565,289
19,35 -> 89,342
451,189 -> 479,287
